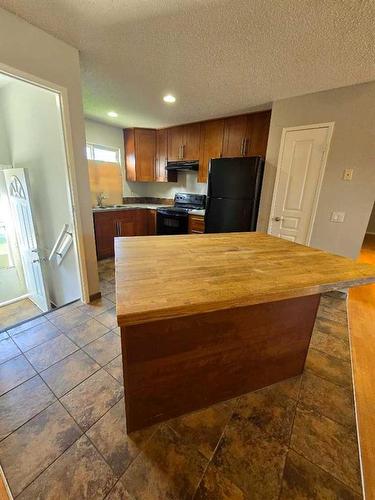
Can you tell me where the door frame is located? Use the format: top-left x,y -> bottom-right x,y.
0,62 -> 90,304
267,122 -> 335,245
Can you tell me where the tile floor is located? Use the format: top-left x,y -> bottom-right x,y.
0,299 -> 42,331
0,258 -> 362,499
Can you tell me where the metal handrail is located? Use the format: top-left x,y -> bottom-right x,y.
48,224 -> 72,262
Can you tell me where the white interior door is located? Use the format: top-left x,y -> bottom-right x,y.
268,125 -> 332,244
4,168 -> 49,312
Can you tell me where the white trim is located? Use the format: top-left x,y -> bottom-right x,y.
366,231 -> 375,236
267,122 -> 335,245
0,293 -> 31,308
0,62 -> 90,304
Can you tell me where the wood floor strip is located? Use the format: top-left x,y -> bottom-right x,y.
348,234 -> 375,500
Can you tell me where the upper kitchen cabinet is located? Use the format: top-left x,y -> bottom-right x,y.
124,128 -> 156,182
167,126 -> 184,161
221,111 -> 271,158
246,110 -> 271,157
184,123 -> 201,160
155,128 -> 177,183
198,119 -> 224,183
221,115 -> 248,157
168,123 -> 201,161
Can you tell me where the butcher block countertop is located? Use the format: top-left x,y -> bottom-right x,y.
115,232 -> 375,326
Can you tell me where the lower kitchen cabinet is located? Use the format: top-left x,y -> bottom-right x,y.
188,214 -> 205,234
94,209 -> 155,259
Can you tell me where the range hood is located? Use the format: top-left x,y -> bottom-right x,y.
166,160 -> 199,172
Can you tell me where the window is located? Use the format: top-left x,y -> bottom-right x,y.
86,143 -> 120,164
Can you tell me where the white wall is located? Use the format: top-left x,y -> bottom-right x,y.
84,119 -> 207,199
0,80 -> 80,307
258,81 -> 375,259
0,7 -> 99,297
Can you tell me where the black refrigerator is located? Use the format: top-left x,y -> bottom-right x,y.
205,156 -> 264,233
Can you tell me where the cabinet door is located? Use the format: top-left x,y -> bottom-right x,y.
188,215 -> 205,234
167,126 -> 184,160
183,123 -> 201,160
222,115 -> 248,157
115,210 -> 138,237
93,212 -> 117,260
136,209 -> 149,236
155,129 -> 168,182
246,110 -> 271,157
198,119 -> 224,183
134,128 -> 156,182
147,209 -> 157,235
124,129 -> 136,182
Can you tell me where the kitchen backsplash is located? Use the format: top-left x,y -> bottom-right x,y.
127,171 -> 207,199
122,197 -> 174,205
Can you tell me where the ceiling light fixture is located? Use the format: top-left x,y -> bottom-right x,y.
107,111 -> 118,117
163,95 -> 176,103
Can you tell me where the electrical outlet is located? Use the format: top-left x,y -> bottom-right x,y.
102,192 -> 109,199
343,169 -> 353,181
330,211 -> 345,223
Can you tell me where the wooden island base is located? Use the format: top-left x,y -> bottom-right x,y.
121,293 -> 321,432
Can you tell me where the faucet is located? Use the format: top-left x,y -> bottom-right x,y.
97,192 -> 106,208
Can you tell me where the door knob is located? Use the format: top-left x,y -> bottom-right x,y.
273,216 -> 282,221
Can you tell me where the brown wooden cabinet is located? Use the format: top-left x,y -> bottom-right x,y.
221,115 -> 248,157
221,111 -> 271,159
124,128 -> 156,182
94,209 -> 156,259
155,129 -> 177,183
93,211 -> 117,259
168,123 -> 201,161
188,214 -> 205,234
246,110 -> 271,156
198,119 -> 224,183
183,123 -> 201,160
124,110 -> 271,184
167,126 -> 184,161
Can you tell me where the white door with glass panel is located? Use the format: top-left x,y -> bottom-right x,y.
268,125 -> 333,244
4,168 -> 49,311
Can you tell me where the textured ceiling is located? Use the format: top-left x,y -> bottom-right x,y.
0,0 -> 374,128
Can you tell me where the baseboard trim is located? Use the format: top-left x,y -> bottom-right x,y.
89,292 -> 102,302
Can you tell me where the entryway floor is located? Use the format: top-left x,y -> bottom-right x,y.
0,299 -> 42,331
0,258 -> 362,499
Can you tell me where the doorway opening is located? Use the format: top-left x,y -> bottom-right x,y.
0,71 -> 82,330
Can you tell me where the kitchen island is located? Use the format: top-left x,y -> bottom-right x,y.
115,232 -> 375,432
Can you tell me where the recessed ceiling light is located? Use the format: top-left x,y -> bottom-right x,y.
163,95 -> 176,103
107,111 -> 118,117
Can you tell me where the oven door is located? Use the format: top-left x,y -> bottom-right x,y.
157,210 -> 188,235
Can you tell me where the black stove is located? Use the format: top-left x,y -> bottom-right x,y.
156,193 -> 206,235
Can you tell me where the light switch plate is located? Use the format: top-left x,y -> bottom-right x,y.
343,168 -> 353,181
331,211 -> 345,223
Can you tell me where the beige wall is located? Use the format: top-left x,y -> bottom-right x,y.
0,7 -> 99,296
259,81 -> 375,259
367,203 -> 375,234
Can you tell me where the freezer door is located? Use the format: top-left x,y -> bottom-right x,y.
205,197 -> 257,233
208,156 -> 264,200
